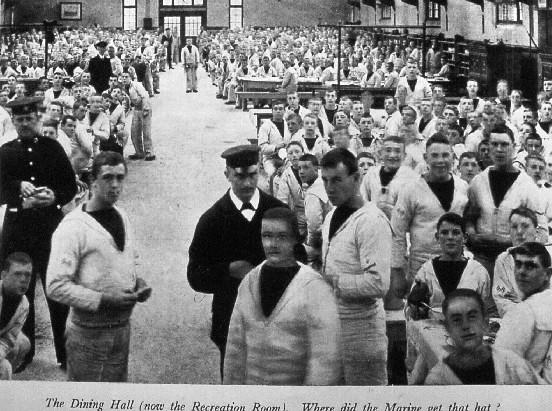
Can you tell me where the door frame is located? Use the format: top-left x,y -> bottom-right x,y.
159,11 -> 206,45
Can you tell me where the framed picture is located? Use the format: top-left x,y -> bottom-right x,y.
60,2 -> 82,20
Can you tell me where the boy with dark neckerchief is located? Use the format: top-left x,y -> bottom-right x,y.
321,148 -> 391,385
425,288 -> 539,385
47,152 -> 151,382
465,125 -> 547,280
407,213 -> 491,324
391,133 -> 469,304
224,207 -> 341,385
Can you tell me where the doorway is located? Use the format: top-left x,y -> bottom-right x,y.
161,12 -> 204,62
161,13 -> 204,41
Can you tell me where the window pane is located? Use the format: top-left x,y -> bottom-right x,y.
194,0 -> 204,4
428,1 -> 439,18
230,0 -> 242,5
123,9 -> 136,30
164,16 -> 181,37
185,15 -> 201,36
230,7 -> 242,29
124,0 -> 136,6
174,0 -> 193,5
498,3 -> 519,21
162,0 -> 172,5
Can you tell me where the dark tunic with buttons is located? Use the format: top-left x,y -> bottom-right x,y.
88,55 -> 113,93
0,134 -> 77,360
0,135 -> 77,267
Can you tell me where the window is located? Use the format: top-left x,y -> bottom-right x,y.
350,5 -> 360,21
427,1 -> 440,19
381,5 -> 392,19
230,0 -> 243,28
497,2 -> 521,23
185,15 -> 202,37
162,0 -> 203,5
122,0 -> 136,30
164,16 -> 181,39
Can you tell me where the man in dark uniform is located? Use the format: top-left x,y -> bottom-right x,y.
0,97 -> 77,370
88,41 -> 113,94
187,145 -> 285,378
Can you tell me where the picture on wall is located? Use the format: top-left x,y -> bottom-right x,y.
60,2 -> 82,20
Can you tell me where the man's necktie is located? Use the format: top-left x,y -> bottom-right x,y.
240,202 -> 255,211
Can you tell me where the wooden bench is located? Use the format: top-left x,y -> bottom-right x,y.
248,108 -> 273,133
236,91 -> 319,111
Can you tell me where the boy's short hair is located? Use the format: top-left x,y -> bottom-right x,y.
509,206 -> 538,228
91,151 -> 127,180
426,132 -> 450,150
263,207 -> 300,241
442,288 -> 486,319
299,153 -> 318,166
458,151 -> 477,164
436,212 -> 466,233
2,252 -> 32,272
321,148 -> 358,175
510,242 -> 551,268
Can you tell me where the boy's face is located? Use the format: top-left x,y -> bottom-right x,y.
303,117 -> 317,133
436,221 -> 465,257
298,160 -> 318,184
514,254 -> 551,298
447,129 -> 462,145
381,141 -> 404,171
525,137 -> 542,156
509,214 -> 537,247
359,117 -> 373,133
459,157 -> 479,183
445,297 -> 487,353
1,262 -> 32,297
352,103 -> 364,119
71,151 -> 90,174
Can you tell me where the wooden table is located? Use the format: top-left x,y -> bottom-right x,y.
321,82 -> 396,108
238,76 -> 322,92
248,108 -> 272,134
236,76 -> 322,110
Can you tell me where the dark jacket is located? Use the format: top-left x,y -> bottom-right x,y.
88,55 -> 112,93
187,189 -> 285,347
0,135 -> 77,258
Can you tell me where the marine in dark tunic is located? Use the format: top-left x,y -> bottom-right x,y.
88,41 -> 113,93
187,145 -> 285,375
0,97 -> 77,368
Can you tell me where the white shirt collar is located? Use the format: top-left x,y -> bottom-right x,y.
229,188 -> 260,211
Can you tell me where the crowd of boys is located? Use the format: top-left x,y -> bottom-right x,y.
0,25 -> 172,381
188,26 -> 552,386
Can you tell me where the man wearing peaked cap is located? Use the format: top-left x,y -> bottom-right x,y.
187,144 -> 286,379
88,40 -> 112,93
0,96 -> 77,371
220,144 -> 260,167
